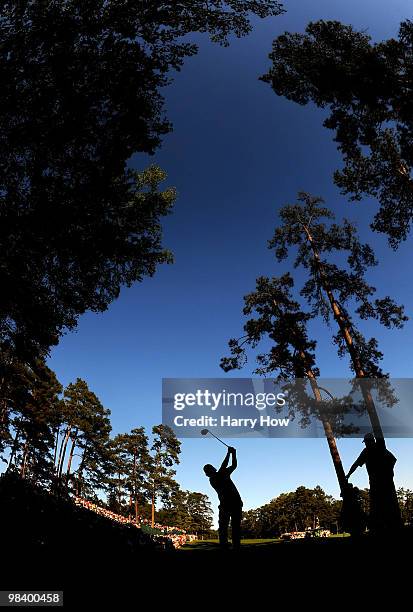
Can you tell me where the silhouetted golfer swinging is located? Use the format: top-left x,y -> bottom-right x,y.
204,447 -> 243,549
346,432 -> 401,534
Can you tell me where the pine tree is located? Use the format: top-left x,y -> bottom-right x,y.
149,425 -> 181,527
268,192 -> 407,440
57,378 -> 111,494
5,360 -> 63,485
112,428 -> 151,523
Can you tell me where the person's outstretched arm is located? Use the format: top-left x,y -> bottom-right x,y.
227,447 -> 237,474
346,450 -> 365,480
346,461 -> 359,480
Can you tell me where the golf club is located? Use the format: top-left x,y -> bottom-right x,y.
200,428 -> 230,448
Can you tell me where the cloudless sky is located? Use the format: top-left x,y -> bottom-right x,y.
48,0 -> 413,524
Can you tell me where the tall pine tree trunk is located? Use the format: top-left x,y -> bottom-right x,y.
76,447 -> 88,497
53,426 -> 60,466
118,472 -> 122,507
288,335 -> 346,493
57,425 -> 72,480
135,498 -> 139,526
304,363 -> 347,492
304,225 -> 384,441
66,429 -> 78,477
133,450 -> 139,524
56,427 -> 68,474
151,489 -> 155,528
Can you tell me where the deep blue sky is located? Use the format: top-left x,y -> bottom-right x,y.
48,0 -> 413,523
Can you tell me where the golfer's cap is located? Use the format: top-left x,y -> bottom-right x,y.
363,432 -> 375,444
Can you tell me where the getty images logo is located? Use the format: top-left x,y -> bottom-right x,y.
173,389 -> 287,411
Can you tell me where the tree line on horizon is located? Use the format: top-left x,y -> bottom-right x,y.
241,485 -> 413,539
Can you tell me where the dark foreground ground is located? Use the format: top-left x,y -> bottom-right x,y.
3,534 -> 411,608
1,474 -> 411,606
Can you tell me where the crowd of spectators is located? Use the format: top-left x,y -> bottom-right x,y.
74,496 -> 194,548
281,528 -> 331,540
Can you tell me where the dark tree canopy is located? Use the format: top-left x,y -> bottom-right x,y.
220,273 -> 318,380
0,0 -> 284,366
261,19 -> 413,247
0,164 -> 175,365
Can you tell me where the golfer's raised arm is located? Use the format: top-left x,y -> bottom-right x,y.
227,447 -> 237,474
219,448 -> 231,472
